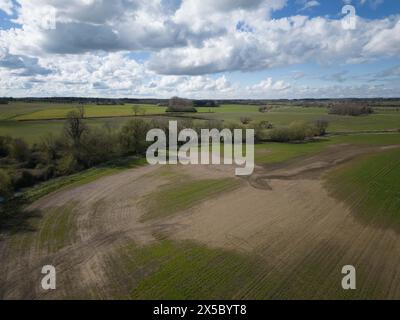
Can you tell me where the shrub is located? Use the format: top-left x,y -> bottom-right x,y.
10,138 -> 30,162
0,169 -> 12,199
252,121 -> 273,143
287,122 -> 311,141
0,136 -> 12,158
25,151 -> 46,169
12,169 -> 37,189
38,134 -> 66,164
34,165 -> 56,181
313,119 -> 329,136
119,119 -> 152,155
268,121 -> 324,142
268,127 -> 292,142
78,128 -> 119,167
240,117 -> 252,125
56,154 -> 81,176
258,120 -> 273,129
329,103 -> 373,116
259,106 -> 272,113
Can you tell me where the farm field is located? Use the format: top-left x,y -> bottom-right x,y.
198,108 -> 400,132
1,101 -> 400,300
255,133 -> 400,164
1,102 -> 400,143
1,139 -> 400,299
14,105 -> 167,121
326,147 -> 400,226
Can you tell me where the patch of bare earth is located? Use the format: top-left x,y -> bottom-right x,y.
1,144 -> 400,299
159,144 -> 400,298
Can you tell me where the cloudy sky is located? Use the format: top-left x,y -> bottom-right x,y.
0,0 -> 399,99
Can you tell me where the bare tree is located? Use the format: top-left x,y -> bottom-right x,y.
64,106 -> 87,146
167,97 -> 196,112
77,104 -> 85,118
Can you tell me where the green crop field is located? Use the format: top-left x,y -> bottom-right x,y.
141,178 -> 241,222
14,104 -> 166,121
196,106 -> 400,133
255,133 -> 400,164
103,238 -> 378,300
326,147 -> 400,227
0,102 -> 166,120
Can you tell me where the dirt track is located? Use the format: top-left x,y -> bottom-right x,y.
1,144 -> 400,299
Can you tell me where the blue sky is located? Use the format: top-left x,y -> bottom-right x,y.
0,0 -> 399,98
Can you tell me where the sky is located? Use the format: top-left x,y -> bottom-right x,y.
0,0 -> 399,99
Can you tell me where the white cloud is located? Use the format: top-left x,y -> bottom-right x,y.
299,0 -> 320,11
0,0 -> 399,98
9,0 -> 194,54
363,19 -> 400,56
0,0 -> 13,15
149,15 -> 400,75
248,78 -> 291,92
4,0 -> 400,76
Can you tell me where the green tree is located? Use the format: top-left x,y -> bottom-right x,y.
132,105 -> 143,117
119,119 -> 151,155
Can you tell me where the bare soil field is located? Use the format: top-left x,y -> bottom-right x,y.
1,144 -> 400,299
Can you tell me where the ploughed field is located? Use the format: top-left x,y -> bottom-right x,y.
0,133 -> 400,299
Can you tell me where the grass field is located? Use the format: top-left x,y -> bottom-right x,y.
197,105 -> 400,133
255,133 -> 400,164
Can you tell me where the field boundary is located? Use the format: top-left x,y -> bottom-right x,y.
15,112 -> 217,122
